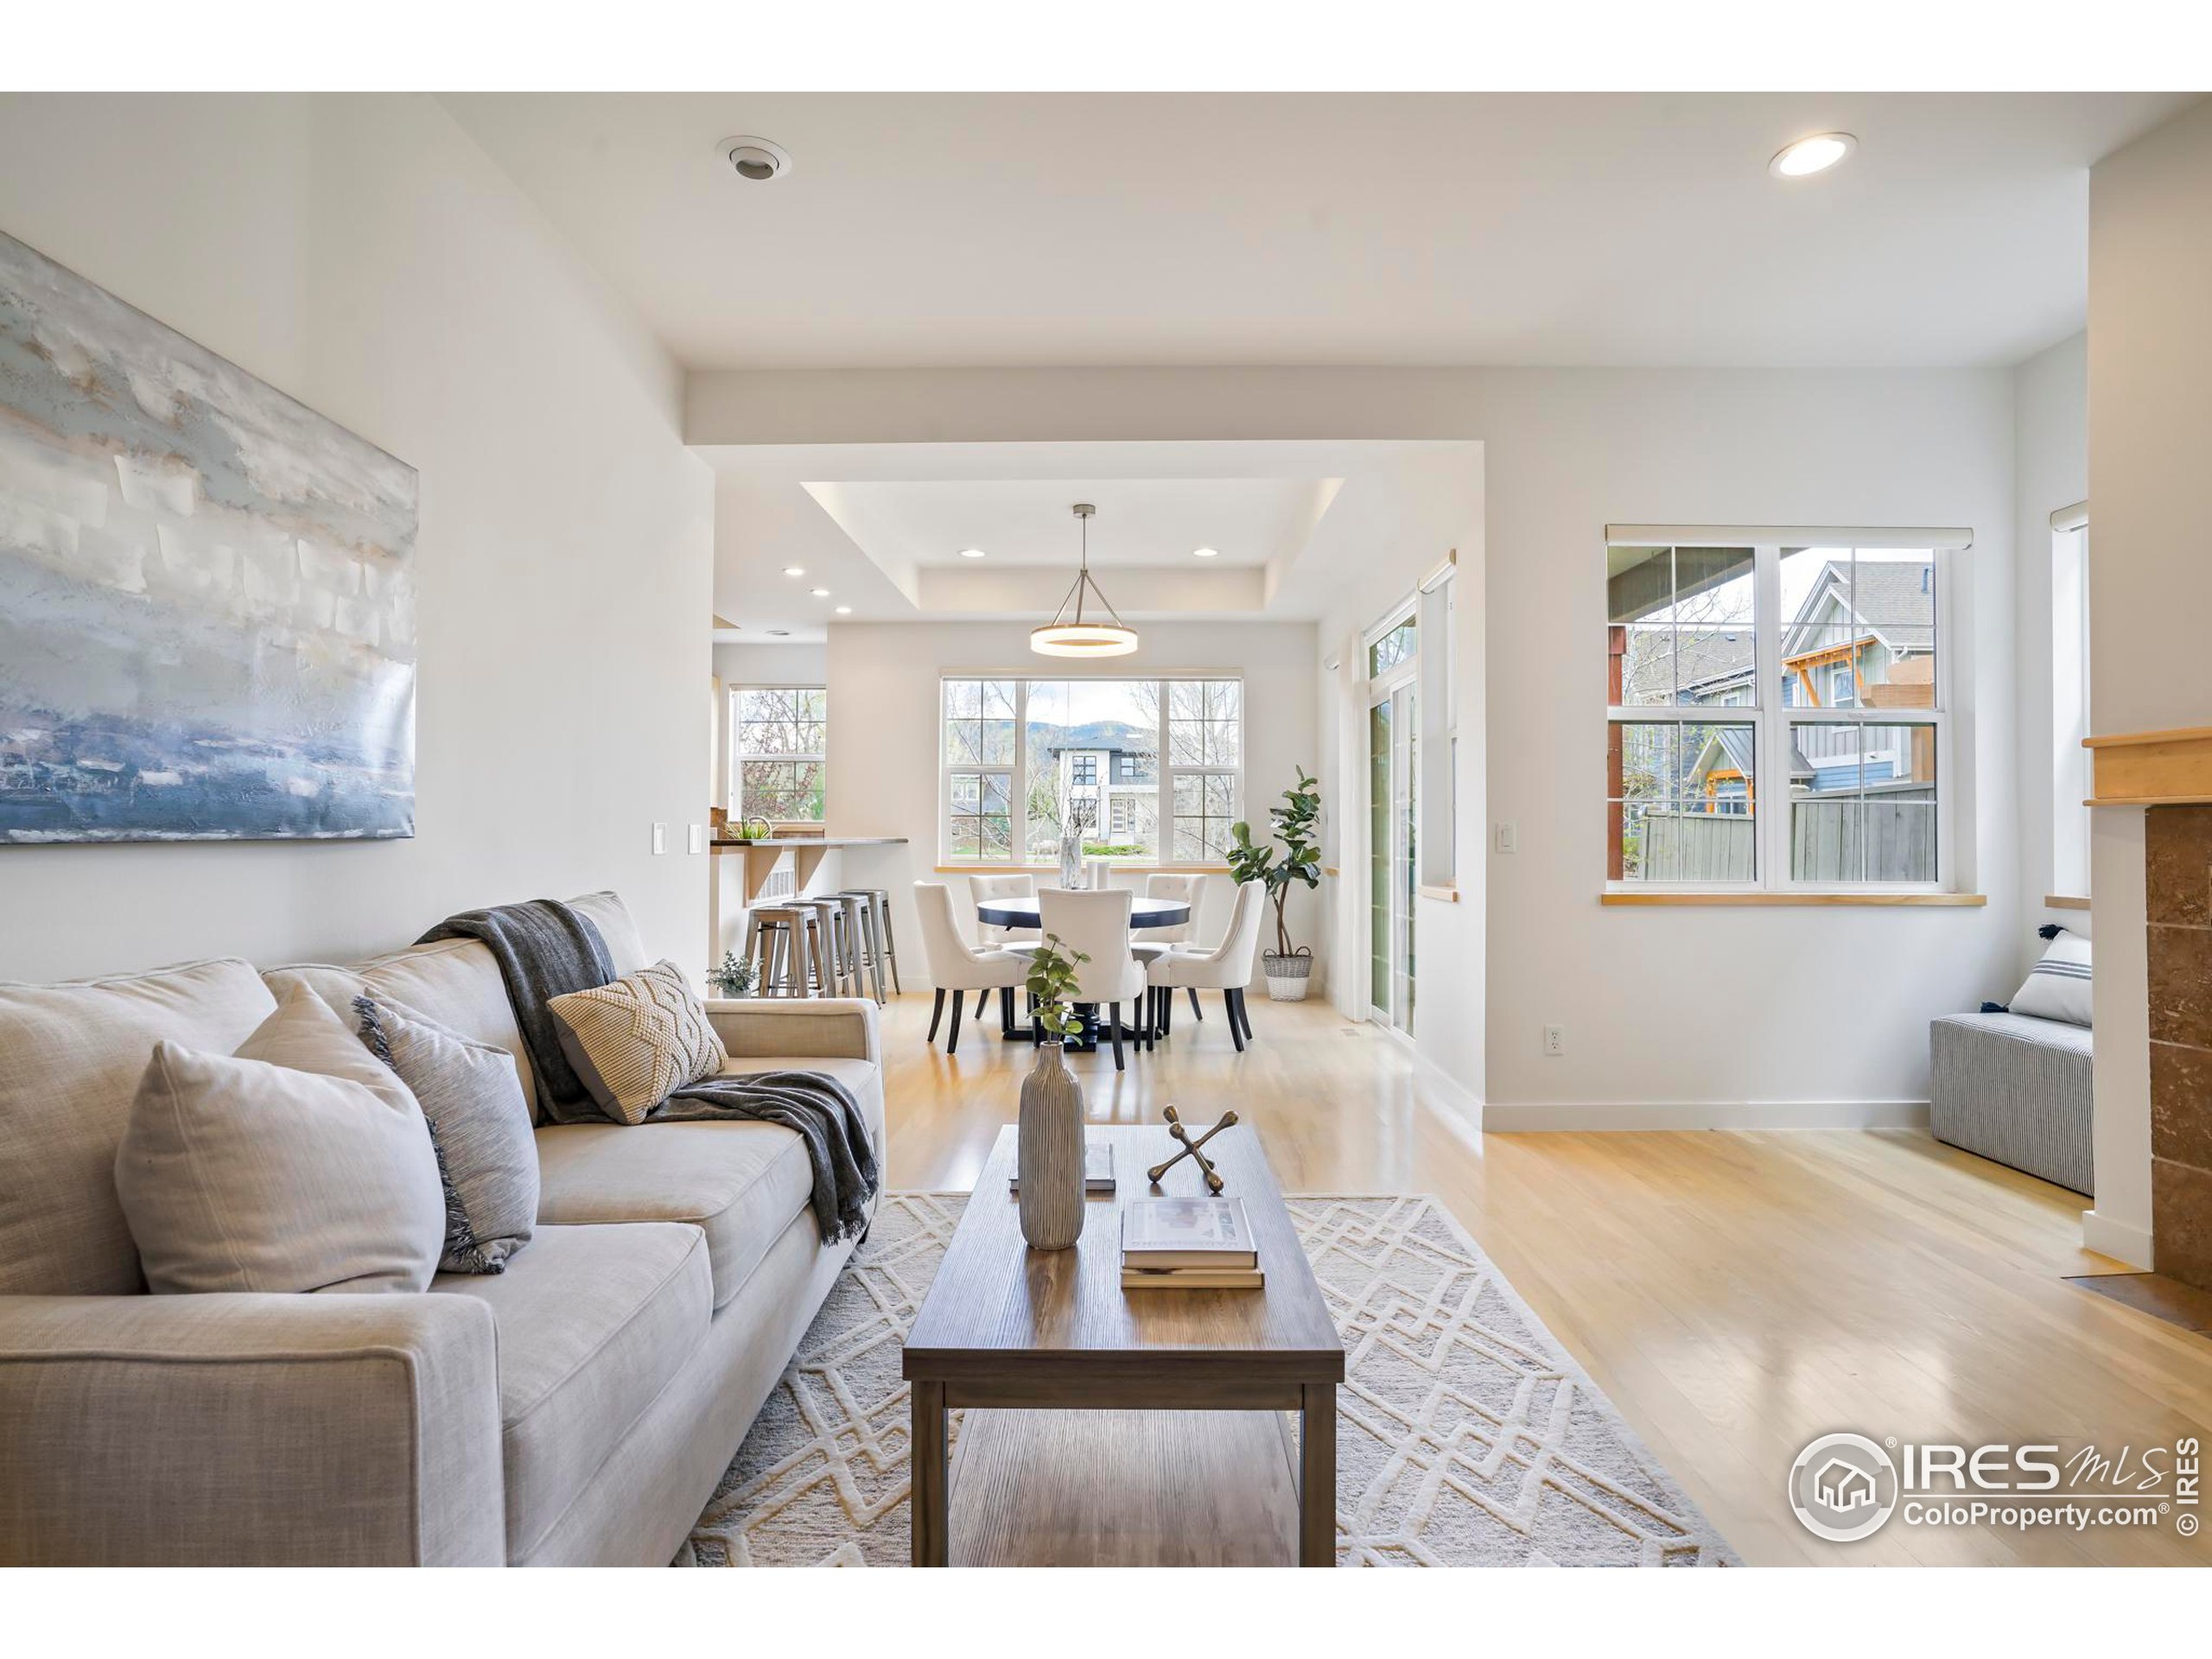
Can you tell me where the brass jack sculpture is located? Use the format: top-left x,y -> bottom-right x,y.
1147,1103 -> 1238,1194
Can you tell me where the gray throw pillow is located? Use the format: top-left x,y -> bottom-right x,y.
355,995 -> 538,1274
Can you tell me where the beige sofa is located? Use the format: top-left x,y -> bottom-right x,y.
0,892 -> 882,1566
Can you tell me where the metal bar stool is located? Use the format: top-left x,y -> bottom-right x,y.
840,887 -> 901,995
824,895 -> 871,998
791,898 -> 854,996
743,905 -> 823,998
834,890 -> 889,1004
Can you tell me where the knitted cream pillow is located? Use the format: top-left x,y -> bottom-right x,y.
547,960 -> 727,1124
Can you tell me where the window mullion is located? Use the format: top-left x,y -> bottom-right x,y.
1753,544 -> 1785,890
1158,677 -> 1173,864
1011,679 -> 1028,866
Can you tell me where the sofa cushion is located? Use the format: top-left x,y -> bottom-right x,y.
566,891 -> 648,977
534,1056 -> 881,1309
117,986 -> 448,1295
430,1222 -> 709,1562
262,891 -> 652,1115
268,938 -> 533,1103
0,957 -> 278,1296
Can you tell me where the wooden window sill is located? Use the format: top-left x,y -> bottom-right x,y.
1418,883 -> 1460,903
1600,892 -> 1986,907
2044,894 -> 2091,911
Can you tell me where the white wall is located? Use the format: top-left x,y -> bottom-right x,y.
0,94 -> 714,981
692,365 -> 2019,1123
1302,449 -> 1486,1102
2083,98 -> 2212,1267
820,619 -> 1318,990
2011,333 -> 2090,944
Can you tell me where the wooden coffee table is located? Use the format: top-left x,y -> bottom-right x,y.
901,1123 -> 1344,1567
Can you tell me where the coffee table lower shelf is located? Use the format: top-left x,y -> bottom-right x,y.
910,1384 -> 1337,1567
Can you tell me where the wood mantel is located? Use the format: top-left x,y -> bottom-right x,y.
2084,726 -> 2212,806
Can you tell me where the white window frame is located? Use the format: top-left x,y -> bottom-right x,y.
2050,502 -> 2091,899
937,672 -> 1244,868
728,683 -> 827,826
1603,525 -> 1971,896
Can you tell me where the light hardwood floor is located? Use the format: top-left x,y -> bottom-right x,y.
880,989 -> 2212,1567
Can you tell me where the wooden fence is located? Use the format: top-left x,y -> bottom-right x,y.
1639,787 -> 1935,883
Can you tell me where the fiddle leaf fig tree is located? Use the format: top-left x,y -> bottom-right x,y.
1228,766 -> 1322,960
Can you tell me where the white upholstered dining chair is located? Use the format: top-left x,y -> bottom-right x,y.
1147,879 -> 1266,1051
1037,887 -> 1149,1071
913,882 -> 1029,1055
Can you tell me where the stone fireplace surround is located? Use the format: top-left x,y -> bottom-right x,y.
2148,805 -> 2212,1289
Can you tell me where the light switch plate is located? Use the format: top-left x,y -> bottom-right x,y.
652,822 -> 668,855
687,823 -> 704,855
1495,822 -> 1519,854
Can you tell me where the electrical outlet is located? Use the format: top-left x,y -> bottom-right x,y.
652,822 -> 668,855
1495,821 -> 1518,854
1542,1024 -> 1565,1058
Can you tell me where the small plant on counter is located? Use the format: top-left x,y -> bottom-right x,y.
1025,931 -> 1091,1042
707,950 -> 758,999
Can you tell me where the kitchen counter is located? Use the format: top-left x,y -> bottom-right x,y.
709,836 -> 908,852
710,835 -> 910,906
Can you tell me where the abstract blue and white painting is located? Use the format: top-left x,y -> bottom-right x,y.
0,229 -> 416,842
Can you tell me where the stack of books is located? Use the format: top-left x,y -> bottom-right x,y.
1120,1196 -> 1263,1290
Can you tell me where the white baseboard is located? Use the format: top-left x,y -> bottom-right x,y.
1481,1098 -> 1930,1132
2081,1209 -> 2154,1269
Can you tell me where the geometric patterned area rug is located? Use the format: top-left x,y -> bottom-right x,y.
677,1192 -> 1735,1567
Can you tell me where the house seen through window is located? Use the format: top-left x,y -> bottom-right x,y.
1607,538 -> 1948,889
940,676 -> 1241,864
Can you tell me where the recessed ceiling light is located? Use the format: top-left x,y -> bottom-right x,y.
834,606 -> 852,615
717,135 -> 791,183
1769,132 -> 1857,180
958,547 -> 986,559
1192,546 -> 1220,558
810,588 -> 830,598
783,566 -> 804,577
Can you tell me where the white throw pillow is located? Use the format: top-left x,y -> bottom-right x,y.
115,985 -> 447,1294
2008,926 -> 2093,1028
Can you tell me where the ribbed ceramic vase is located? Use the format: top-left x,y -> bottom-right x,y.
1017,1043 -> 1085,1249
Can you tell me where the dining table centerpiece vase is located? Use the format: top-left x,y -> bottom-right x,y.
1017,932 -> 1090,1249
1056,793 -> 1090,889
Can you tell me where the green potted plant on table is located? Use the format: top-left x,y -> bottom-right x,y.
1227,766 -> 1323,1001
1017,933 -> 1090,1249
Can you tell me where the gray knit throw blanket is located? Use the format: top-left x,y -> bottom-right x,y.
417,899 -> 878,1244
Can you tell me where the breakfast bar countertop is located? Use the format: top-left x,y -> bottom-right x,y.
709,836 -> 909,852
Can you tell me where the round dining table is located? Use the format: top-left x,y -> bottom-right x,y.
972,892 -> 1193,1046
973,894 -> 1192,932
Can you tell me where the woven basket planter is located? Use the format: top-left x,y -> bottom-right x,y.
1262,950 -> 1313,1001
